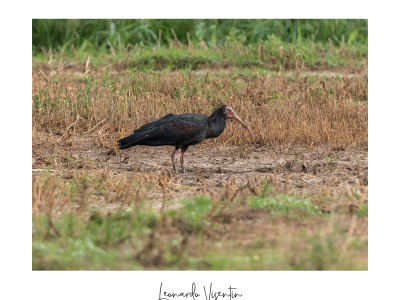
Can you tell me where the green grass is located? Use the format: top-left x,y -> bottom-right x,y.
33,19 -> 368,54
32,19 -> 367,72
246,182 -> 322,216
248,194 -> 322,216
193,231 -> 368,270
32,189 -> 366,270
358,204 -> 368,216
33,35 -> 367,71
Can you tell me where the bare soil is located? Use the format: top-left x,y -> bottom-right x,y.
112,145 -> 367,191
33,134 -> 368,212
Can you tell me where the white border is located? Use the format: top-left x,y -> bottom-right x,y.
2,0 -> 400,299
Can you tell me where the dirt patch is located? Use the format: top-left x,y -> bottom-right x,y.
112,144 -> 367,192
32,134 -> 368,211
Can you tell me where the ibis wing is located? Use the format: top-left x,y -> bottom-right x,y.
155,117 -> 206,144
133,113 -> 176,133
161,113 -> 175,119
134,115 -> 207,145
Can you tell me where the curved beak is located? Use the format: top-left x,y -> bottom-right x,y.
231,113 -> 254,141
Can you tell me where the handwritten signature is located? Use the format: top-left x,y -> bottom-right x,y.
158,282 -> 243,300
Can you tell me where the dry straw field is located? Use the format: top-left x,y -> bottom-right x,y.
32,46 -> 368,270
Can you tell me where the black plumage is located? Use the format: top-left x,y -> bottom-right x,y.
118,105 -> 252,173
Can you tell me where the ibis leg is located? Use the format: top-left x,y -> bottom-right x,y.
180,152 -> 185,173
171,148 -> 178,173
180,146 -> 189,173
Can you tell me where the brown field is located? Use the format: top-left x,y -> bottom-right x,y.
32,61 -> 368,270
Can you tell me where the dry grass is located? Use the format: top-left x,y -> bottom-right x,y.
32,65 -> 367,151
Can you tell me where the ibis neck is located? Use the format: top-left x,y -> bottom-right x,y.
206,109 -> 226,138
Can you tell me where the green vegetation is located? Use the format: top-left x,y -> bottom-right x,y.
32,166 -> 367,270
248,194 -> 322,216
358,204 -> 368,216
32,186 -> 366,270
246,182 -> 321,216
32,19 -> 367,70
33,19 -> 368,53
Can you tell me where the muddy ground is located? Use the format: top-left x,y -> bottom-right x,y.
33,134 -> 368,212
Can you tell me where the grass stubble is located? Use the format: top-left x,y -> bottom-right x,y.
32,45 -> 367,270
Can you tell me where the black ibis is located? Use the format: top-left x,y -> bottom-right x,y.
117,104 -> 253,173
